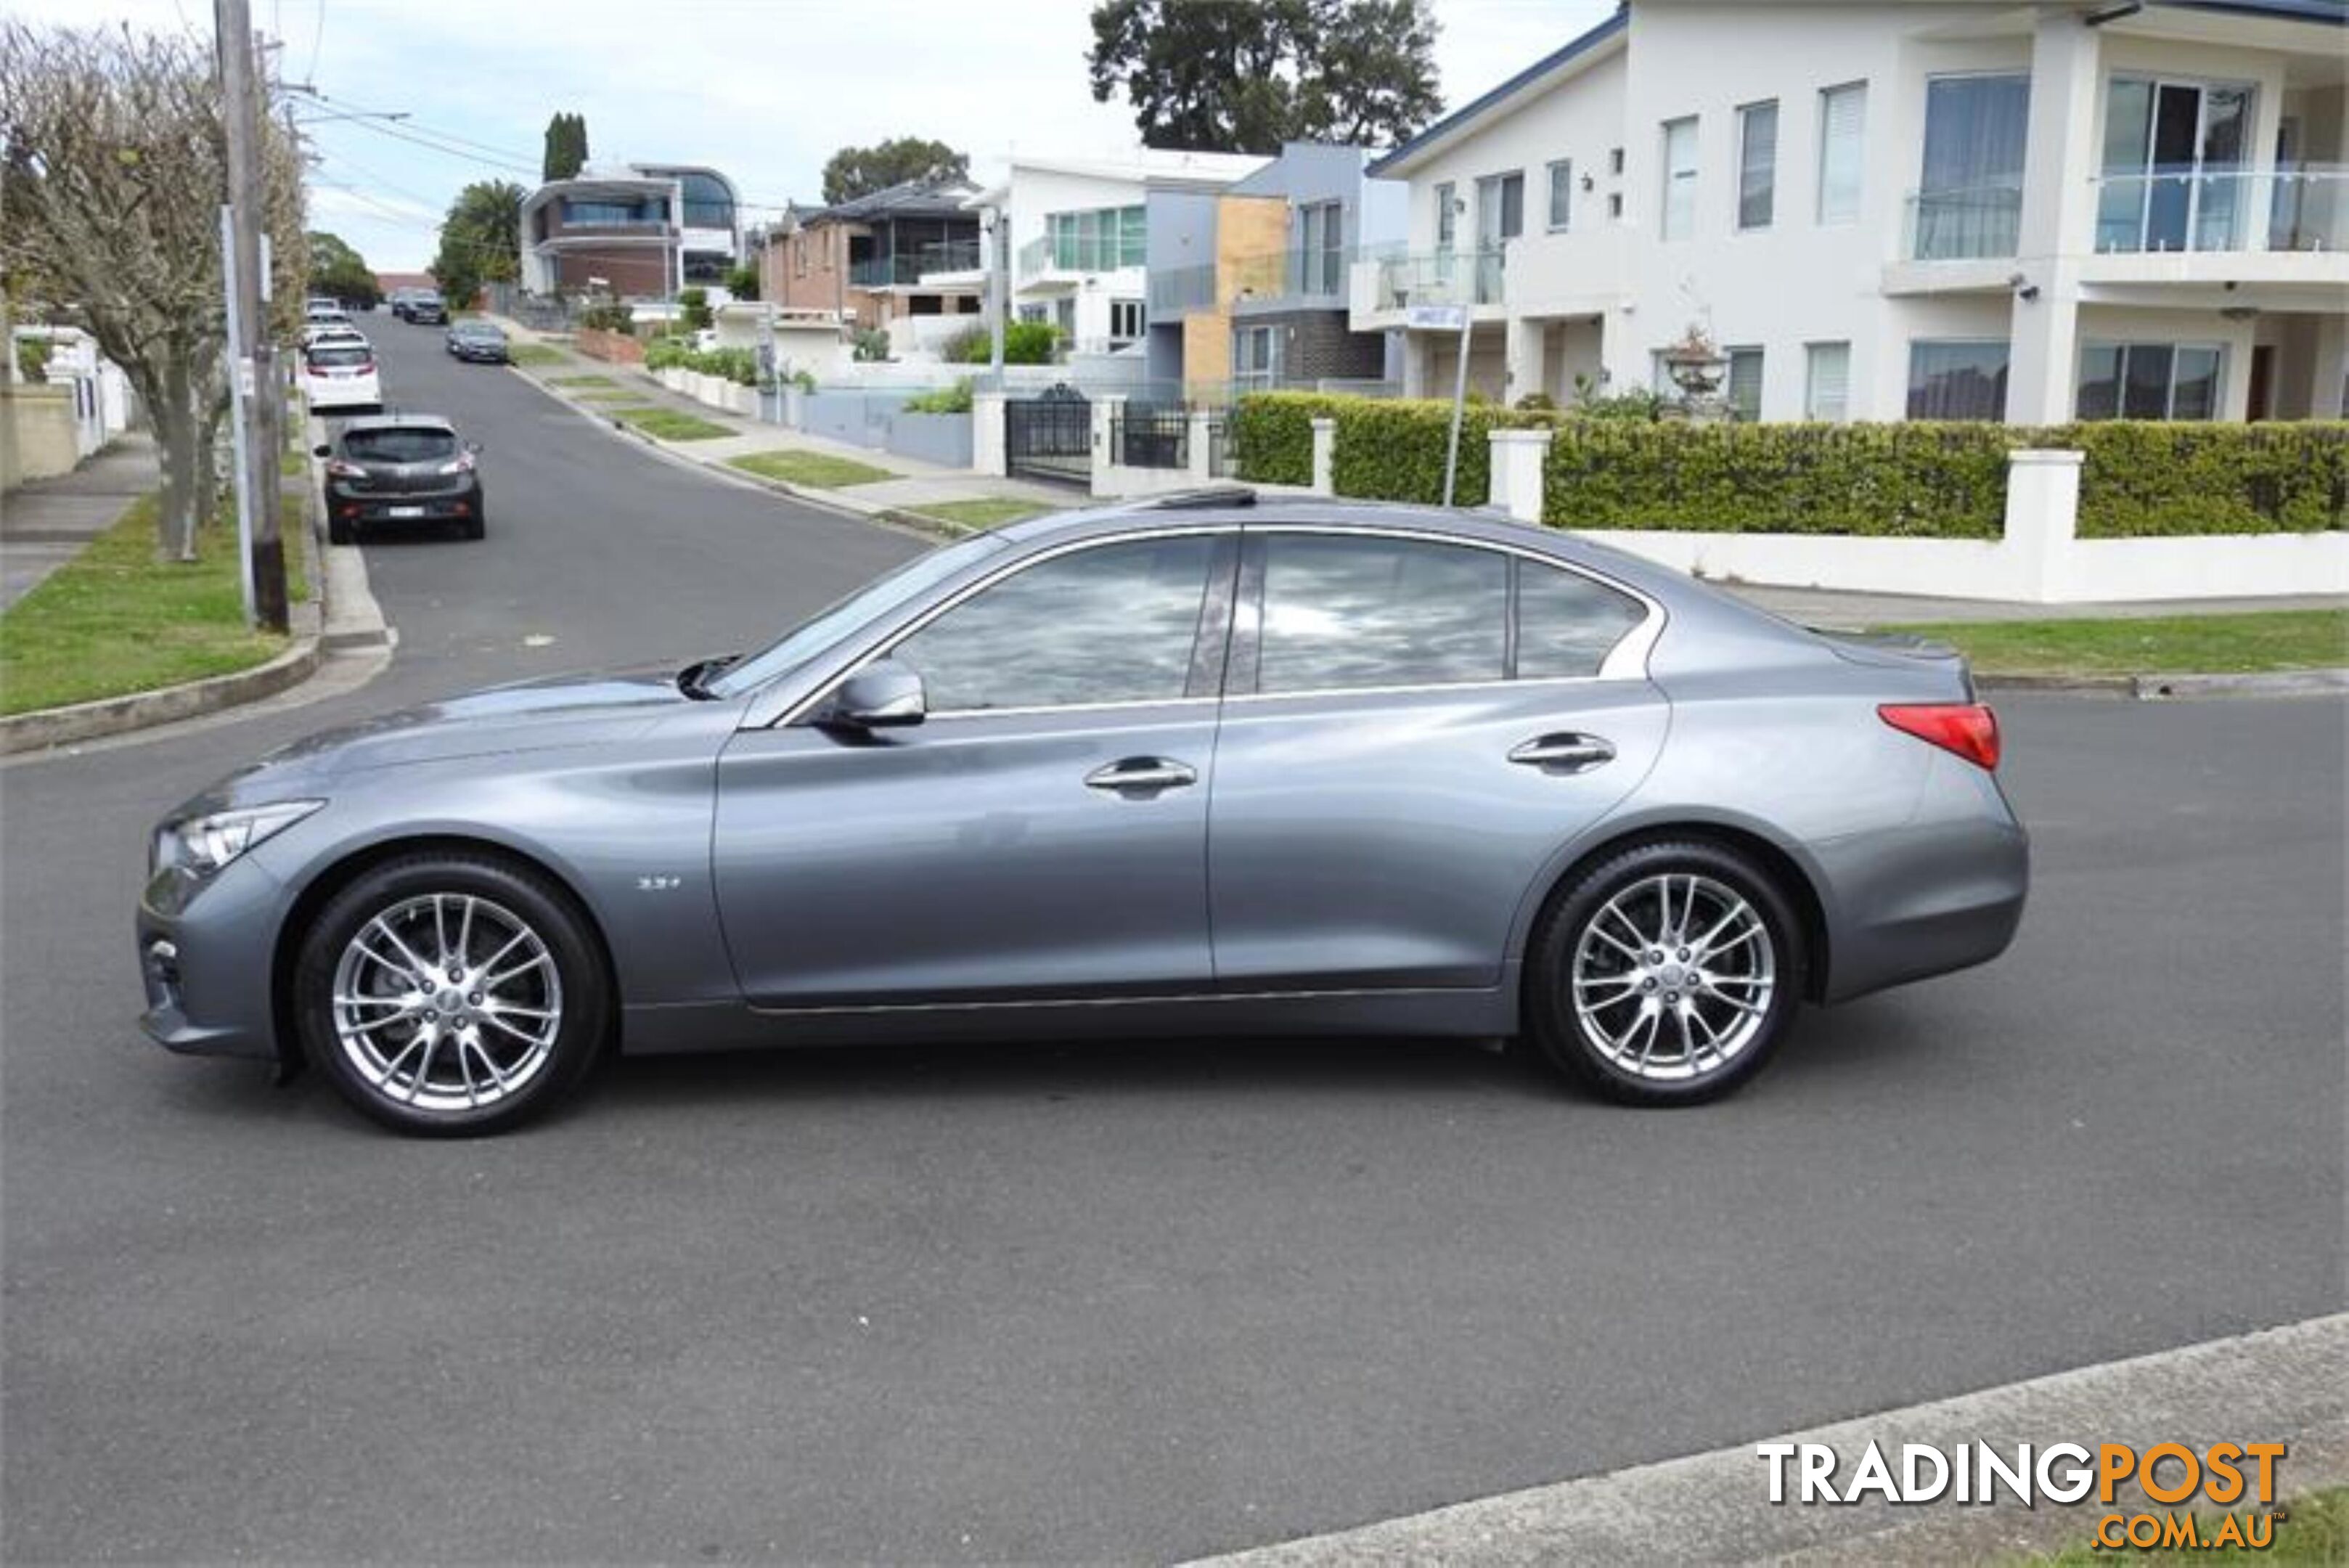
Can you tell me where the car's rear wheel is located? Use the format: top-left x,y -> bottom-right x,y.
1526,840 -> 1802,1105
327,513 -> 354,545
293,854 -> 610,1135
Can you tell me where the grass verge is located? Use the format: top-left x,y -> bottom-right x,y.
727,450 -> 898,489
0,489 -> 311,716
1876,610 -> 2349,678
573,388 -> 644,404
611,406 -> 733,442
547,372 -> 618,387
507,343 -> 568,367
2007,1486 -> 2342,1565
908,497 -> 1056,530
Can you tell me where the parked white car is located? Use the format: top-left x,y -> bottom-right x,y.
302,338 -> 381,415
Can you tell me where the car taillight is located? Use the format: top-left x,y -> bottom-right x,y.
355,360 -> 375,375
1879,703 -> 2001,770
435,452 -> 475,475
324,459 -> 367,479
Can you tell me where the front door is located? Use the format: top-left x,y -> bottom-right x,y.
713,531 -> 1235,1008
1208,529 -> 1669,992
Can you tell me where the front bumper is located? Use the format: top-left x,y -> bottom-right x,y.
137,855 -> 288,1061
452,348 -> 508,362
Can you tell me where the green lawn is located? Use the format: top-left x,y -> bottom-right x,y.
610,406 -> 733,442
573,388 -> 643,404
1876,610 -> 2349,678
910,497 -> 1056,530
507,343 -> 568,367
547,372 -> 618,387
0,489 -> 311,716
2009,1487 -> 2342,1565
727,450 -> 899,489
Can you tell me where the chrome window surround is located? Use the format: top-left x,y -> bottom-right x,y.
755,522 -> 1667,730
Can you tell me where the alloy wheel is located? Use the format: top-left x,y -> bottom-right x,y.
1569,871 -> 1776,1082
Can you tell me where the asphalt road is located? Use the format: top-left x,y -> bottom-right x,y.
4,324 -> 2342,1564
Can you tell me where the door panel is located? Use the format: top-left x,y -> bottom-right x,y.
714,709 -> 1218,1007
1207,682 -> 1669,990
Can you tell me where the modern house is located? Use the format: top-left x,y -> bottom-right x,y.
760,178 -> 985,350
1352,0 -> 2345,422
1143,142 -> 1409,399
957,150 -> 1272,364
518,163 -> 743,300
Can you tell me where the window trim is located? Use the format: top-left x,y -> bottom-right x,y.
2075,338 -> 2227,420
1546,158 -> 1574,232
1660,115 -> 1700,242
1805,339 -> 1852,422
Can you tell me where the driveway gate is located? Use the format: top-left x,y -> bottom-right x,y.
1005,384 -> 1091,486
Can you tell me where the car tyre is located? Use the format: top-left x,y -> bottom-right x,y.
1525,839 -> 1803,1106
293,852 -> 612,1136
327,513 -> 355,545
461,513 -> 486,541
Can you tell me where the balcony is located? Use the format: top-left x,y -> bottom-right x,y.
1018,233 -> 1145,282
1146,249 -> 1355,320
850,241 -> 984,290
2092,164 -> 2346,255
1347,249 -> 1505,330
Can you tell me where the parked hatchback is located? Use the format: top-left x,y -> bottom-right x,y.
315,415 -> 484,543
446,322 -> 510,363
139,492 -> 2026,1135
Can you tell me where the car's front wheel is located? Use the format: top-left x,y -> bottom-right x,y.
293,853 -> 610,1135
1525,840 -> 1802,1105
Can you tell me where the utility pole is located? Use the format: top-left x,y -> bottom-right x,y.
216,0 -> 288,632
987,206 -> 1007,390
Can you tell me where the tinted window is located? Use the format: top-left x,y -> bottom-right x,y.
1257,536 -> 1506,694
308,344 -> 371,368
893,536 -> 1217,713
343,428 -> 457,463
1516,562 -> 1646,679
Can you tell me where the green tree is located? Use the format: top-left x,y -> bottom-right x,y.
677,287 -> 713,332
541,110 -> 587,181
820,136 -> 968,205
1087,0 -> 1442,152
724,261 -> 760,301
428,179 -> 523,311
307,231 -> 380,308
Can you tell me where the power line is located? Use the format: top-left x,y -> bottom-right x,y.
304,0 -> 324,86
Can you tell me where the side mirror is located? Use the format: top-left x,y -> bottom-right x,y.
826,660 -> 926,729
311,444 -> 331,458
465,440 -> 483,454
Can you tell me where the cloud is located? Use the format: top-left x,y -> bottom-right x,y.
15,0 -> 1616,270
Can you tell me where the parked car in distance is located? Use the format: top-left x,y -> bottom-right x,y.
300,338 -> 380,417
407,291 -> 449,326
386,289 -> 416,321
301,321 -> 368,352
137,492 -> 2027,1136
446,322 -> 510,364
314,415 -> 484,544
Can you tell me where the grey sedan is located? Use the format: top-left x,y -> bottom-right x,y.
139,494 -> 2027,1135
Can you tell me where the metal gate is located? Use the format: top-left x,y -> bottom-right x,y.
1005,384 -> 1091,486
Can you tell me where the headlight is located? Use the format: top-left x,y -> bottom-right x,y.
152,801 -> 324,878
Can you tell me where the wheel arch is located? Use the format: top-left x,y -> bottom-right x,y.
268,833 -> 621,1076
1511,814 -> 1836,1009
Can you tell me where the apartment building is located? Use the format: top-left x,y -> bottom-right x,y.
960,151 -> 1271,359
1143,142 -> 1409,397
518,163 -> 743,299
761,178 -> 984,342
1353,0 -> 2345,422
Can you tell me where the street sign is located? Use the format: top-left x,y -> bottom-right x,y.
1406,303 -> 1469,332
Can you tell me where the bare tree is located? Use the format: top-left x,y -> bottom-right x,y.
1,20 -> 304,560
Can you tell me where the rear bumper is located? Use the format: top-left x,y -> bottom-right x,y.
1814,754 -> 2029,1004
324,484 -> 482,525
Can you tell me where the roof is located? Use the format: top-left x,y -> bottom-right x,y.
1368,7 -> 1627,178
806,176 -> 980,226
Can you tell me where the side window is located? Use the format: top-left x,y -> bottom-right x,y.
1256,536 -> 1506,694
891,536 -> 1218,713
1516,560 -> 1646,679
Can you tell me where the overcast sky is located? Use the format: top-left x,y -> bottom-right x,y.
17,0 -> 1617,271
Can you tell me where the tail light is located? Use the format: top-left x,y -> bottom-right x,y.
1879,703 -> 2001,771
355,359 -> 376,376
435,452 -> 476,476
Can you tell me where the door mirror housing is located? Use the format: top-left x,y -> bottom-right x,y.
312,444 -> 332,458
827,661 -> 926,729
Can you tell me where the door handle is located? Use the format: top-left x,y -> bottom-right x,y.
1508,733 -> 1616,772
1084,756 -> 1198,793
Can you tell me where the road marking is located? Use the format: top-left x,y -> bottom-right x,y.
1190,1314 -> 2348,1567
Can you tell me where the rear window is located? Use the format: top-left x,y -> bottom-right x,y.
343,428 -> 456,463
308,344 -> 372,368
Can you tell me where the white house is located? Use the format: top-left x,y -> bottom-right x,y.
952,151 -> 1270,359
1353,0 -> 2346,423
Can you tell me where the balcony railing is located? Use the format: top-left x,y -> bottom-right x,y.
849,241 -> 984,289
1372,248 -> 1506,311
918,239 -> 982,275
2093,164 -> 2347,254
1018,234 -> 1145,279
1903,181 -> 2024,261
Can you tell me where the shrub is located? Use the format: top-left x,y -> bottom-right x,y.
1513,392 -> 1558,413
852,327 -> 891,362
939,322 -> 989,364
15,335 -> 51,382
2061,422 -> 2345,536
903,377 -> 974,415
677,287 -> 713,332
644,336 -> 690,371
579,301 -> 634,333
954,320 -> 1060,366
1331,396 -> 1554,506
724,261 -> 761,302
1229,391 -> 1349,486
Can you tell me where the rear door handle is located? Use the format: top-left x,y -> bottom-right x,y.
1508,733 -> 1616,773
1084,756 -> 1198,793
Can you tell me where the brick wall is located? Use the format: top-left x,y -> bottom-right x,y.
1251,308 -> 1385,386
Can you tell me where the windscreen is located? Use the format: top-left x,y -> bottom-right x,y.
343,428 -> 457,464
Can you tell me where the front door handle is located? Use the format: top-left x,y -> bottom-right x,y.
1508,733 -> 1616,773
1084,756 -> 1198,793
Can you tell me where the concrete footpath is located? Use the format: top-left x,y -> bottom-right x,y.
0,432 -> 158,609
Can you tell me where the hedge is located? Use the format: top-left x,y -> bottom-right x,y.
1227,392 -> 2346,539
644,337 -> 759,387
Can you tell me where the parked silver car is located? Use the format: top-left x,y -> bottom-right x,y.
139,494 -> 2027,1135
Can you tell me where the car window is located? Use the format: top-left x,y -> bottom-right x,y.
892,536 -> 1218,713
308,344 -> 371,368
1516,560 -> 1647,679
343,428 -> 456,463
1255,535 -> 1506,694
711,534 -> 1011,700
